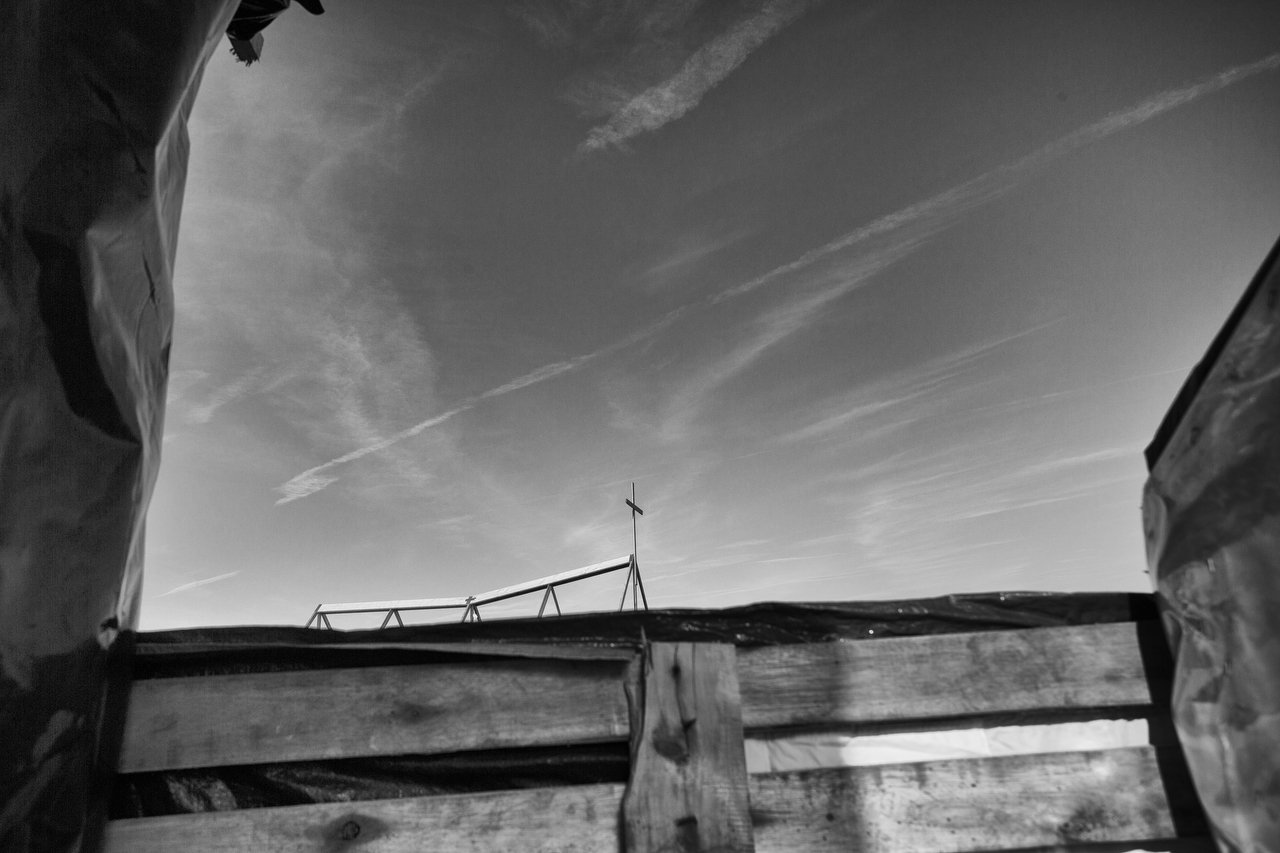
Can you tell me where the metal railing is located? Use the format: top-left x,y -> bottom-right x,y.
305,554 -> 647,629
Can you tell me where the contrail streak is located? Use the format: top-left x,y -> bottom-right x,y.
715,52 -> 1280,303
275,306 -> 689,503
580,0 -> 817,152
274,53 -> 1278,504
157,571 -> 241,597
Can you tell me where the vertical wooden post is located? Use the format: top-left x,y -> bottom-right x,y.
623,642 -> 755,853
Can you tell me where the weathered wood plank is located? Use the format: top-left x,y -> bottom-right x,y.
623,643 -> 755,852
103,782 -> 625,853
120,622 -> 1164,773
748,746 -> 1207,853
738,622 -> 1160,731
119,658 -> 630,773
105,746 -> 1205,853
133,640 -> 638,663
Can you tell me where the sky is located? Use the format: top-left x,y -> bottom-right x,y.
142,0 -> 1280,630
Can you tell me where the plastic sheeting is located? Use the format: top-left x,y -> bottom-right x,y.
108,594 -> 1169,818
135,591 -> 1161,664
0,2 -> 325,849
1144,233 -> 1280,853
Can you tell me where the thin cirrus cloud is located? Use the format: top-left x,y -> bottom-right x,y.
658,51 -> 1280,428
156,571 -> 241,598
777,320 -> 1064,446
183,59 -> 454,498
183,366 -> 271,425
838,436 -> 1136,550
843,450 -> 1136,583
273,52 -> 1279,505
274,305 -> 691,504
716,51 -> 1280,304
660,234 -> 935,440
579,0 -> 818,153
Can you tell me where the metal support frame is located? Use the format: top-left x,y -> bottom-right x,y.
307,554 -> 646,629
378,610 -> 405,630
307,486 -> 655,628
304,596 -> 470,629
617,558 -> 649,613
538,586 -> 562,618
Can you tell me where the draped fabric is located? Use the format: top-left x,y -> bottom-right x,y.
1145,235 -> 1280,853
1,4 -> 239,849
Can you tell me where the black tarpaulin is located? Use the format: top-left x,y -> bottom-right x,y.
0,3 -> 317,850
1144,233 -> 1280,853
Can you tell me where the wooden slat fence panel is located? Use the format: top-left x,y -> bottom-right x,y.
738,622 -> 1158,731
749,746 -> 1207,853
623,643 -> 754,853
103,783 -> 625,853
119,657 -> 631,773
118,622 -> 1159,773
103,746 -> 1205,853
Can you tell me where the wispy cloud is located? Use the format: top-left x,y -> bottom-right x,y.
512,0 -> 706,50
716,51 -> 1280,304
180,54 -> 459,503
779,320 -> 1061,445
716,538 -> 773,550
836,437 -> 1137,591
662,235 -> 933,439
184,366 -> 270,425
580,0 -> 817,152
275,305 -> 692,503
958,366 -> 1190,420
657,52 -> 1280,433
1016,447 -> 1133,479
156,571 -> 241,598
642,227 -> 752,287
276,406 -> 463,504
273,52 -> 1278,505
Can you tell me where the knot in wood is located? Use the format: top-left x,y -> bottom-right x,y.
674,815 -> 700,852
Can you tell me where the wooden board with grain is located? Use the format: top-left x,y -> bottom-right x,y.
119,657 -> 630,773
103,783 -> 625,853
119,622 -> 1164,774
748,745 -> 1207,853
104,745 -> 1206,853
738,621 -> 1160,731
622,642 -> 755,853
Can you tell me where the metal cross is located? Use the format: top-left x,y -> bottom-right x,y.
620,483 -> 649,611
626,482 -> 643,561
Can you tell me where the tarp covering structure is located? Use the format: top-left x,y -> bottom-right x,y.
1144,232 -> 1280,853
0,3 -> 316,850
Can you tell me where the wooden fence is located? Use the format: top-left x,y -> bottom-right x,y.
104,620 -> 1209,852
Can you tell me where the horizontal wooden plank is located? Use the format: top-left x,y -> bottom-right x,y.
738,622 -> 1161,731
121,622 -> 1166,773
105,746 -> 1205,853
119,657 -> 630,773
103,782 -> 626,853
749,746 -> 1207,853
133,640 -> 639,663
